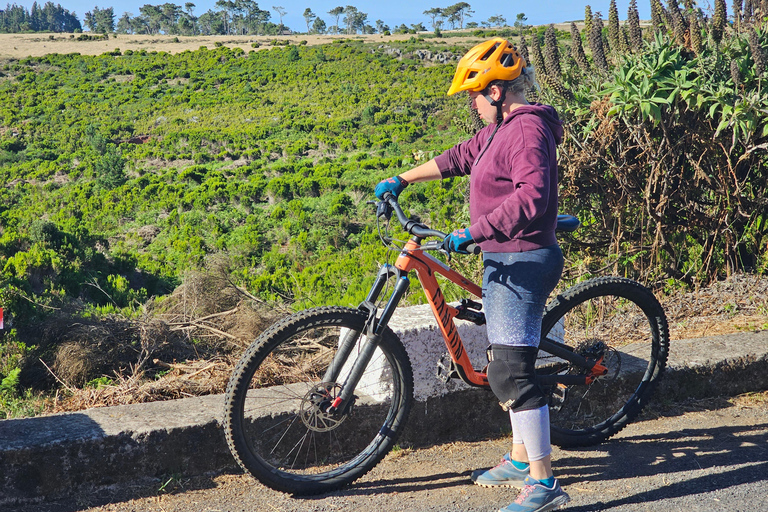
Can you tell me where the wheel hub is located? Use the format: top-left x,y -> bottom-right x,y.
299,382 -> 350,432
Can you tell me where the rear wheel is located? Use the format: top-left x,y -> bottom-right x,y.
539,277 -> 669,447
224,307 -> 414,495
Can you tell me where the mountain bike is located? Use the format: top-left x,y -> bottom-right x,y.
223,193 -> 670,495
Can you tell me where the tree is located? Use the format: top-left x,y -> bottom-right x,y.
423,7 -> 443,30
242,1 -> 271,35
342,5 -> 366,34
303,8 -> 316,33
411,22 -> 426,32
83,9 -> 95,31
312,16 -> 326,34
215,0 -> 235,34
159,2 -> 182,34
197,9 -> 225,34
328,6 -> 343,34
84,6 -> 115,34
272,5 -> 286,28
514,13 -> 527,35
138,4 -> 163,34
487,14 -> 506,27
116,12 -> 134,33
447,2 -> 472,29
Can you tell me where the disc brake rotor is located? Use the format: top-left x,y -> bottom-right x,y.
299,382 -> 349,432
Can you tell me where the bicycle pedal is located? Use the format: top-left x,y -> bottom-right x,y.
549,384 -> 568,411
436,353 -> 460,383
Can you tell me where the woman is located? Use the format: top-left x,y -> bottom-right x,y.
375,38 -> 570,512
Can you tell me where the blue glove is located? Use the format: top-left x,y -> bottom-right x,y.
442,228 -> 474,254
375,176 -> 408,199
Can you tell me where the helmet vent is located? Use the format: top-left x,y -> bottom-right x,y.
500,53 -> 515,67
468,71 -> 478,79
480,43 -> 499,61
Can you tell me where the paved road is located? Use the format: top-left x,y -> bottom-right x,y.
11,396 -> 768,512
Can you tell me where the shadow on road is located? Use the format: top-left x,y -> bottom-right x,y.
323,470 -> 473,496
556,421 -> 768,511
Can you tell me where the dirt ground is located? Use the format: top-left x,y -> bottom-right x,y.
0,32 -> 482,60
11,392 -> 768,512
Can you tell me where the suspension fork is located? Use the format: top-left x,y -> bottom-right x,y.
325,265 -> 410,413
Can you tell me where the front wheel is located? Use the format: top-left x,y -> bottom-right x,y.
224,306 -> 414,495
539,277 -> 670,447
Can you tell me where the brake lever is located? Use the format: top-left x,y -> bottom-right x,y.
422,240 -> 452,261
368,199 -> 393,221
376,200 -> 393,220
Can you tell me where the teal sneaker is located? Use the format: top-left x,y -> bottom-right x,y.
471,453 -> 529,488
499,476 -> 570,512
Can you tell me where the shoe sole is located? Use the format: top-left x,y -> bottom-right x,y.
473,480 -> 526,488
535,494 -> 571,512
497,493 -> 570,512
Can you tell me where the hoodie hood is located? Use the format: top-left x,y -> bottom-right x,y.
501,103 -> 564,145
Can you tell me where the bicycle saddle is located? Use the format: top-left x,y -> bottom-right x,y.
556,215 -> 580,232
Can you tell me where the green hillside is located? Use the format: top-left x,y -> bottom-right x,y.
2,0 -> 768,416
0,40 -> 472,315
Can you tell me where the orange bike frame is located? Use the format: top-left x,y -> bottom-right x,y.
394,239 -> 489,387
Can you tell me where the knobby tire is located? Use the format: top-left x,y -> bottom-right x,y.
224,306 -> 414,495
539,276 -> 670,447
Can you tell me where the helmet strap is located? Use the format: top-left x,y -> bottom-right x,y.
484,83 -> 507,125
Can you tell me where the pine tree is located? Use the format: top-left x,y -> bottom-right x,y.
570,22 -> 590,71
711,0 -> 727,44
608,0 -> 620,54
589,12 -> 610,73
628,0 -> 643,50
544,24 -> 562,77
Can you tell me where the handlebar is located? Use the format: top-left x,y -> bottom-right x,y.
377,193 -> 481,255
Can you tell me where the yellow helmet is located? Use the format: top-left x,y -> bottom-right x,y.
447,37 -> 527,96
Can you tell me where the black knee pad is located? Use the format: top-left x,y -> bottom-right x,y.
486,345 -> 547,412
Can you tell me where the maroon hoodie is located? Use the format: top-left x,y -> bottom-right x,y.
434,103 -> 563,253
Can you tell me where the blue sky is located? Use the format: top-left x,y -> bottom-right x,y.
13,1 -> 664,31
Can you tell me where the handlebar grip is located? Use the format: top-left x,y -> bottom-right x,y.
467,243 -> 481,255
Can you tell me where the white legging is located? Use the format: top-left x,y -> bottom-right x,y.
509,406 -> 551,461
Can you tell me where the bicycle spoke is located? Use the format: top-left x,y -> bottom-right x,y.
224,307 -> 413,492
541,278 -> 668,446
